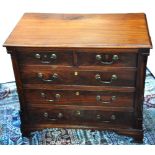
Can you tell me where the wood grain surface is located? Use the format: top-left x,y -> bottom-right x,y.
3,13 -> 152,48
4,13 -> 152,142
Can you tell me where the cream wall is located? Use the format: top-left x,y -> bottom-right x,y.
0,0 -> 154,83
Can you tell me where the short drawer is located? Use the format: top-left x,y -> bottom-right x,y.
77,52 -> 137,67
28,108 -> 133,127
17,51 -> 73,66
24,89 -> 134,107
21,67 -> 136,87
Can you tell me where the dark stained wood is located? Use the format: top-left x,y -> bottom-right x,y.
20,67 -> 136,87
27,104 -> 134,112
16,49 -> 138,67
9,51 -> 29,135
73,51 -> 78,66
24,84 -> 136,92
77,52 -> 137,67
17,50 -> 73,66
134,49 -> 149,129
14,47 -> 139,53
3,13 -> 152,48
24,89 -> 134,107
28,108 -> 133,126
4,13 -> 152,143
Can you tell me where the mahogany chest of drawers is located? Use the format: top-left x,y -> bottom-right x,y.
3,13 -> 152,142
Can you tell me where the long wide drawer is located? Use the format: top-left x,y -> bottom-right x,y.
28,108 -> 133,127
20,67 -> 136,87
24,89 -> 134,107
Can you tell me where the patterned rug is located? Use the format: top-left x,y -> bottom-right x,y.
0,69 -> 155,145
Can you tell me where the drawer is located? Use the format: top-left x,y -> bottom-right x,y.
17,51 -> 73,66
24,89 -> 134,107
28,108 -> 133,127
77,52 -> 137,67
21,67 -> 136,87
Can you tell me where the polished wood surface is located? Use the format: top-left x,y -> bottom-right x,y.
3,13 -> 152,48
4,13 -> 152,143
17,51 -> 73,66
28,108 -> 133,126
20,66 -> 136,86
24,89 -> 134,107
17,50 -> 138,67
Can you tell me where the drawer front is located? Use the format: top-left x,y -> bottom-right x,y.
21,68 -> 136,87
17,51 -> 73,66
16,50 -> 137,67
28,108 -> 133,126
77,52 -> 137,67
25,89 -> 134,107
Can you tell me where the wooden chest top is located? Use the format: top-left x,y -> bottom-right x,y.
3,13 -> 152,49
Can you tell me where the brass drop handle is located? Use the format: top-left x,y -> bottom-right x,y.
96,114 -> 101,120
96,54 -> 119,65
43,112 -> 57,121
96,95 -> 116,104
96,114 -> 111,122
75,110 -> 81,116
41,92 -> 61,102
43,112 -> 63,121
111,115 -> 116,120
95,74 -> 117,84
37,73 -> 58,82
96,114 -> 116,122
57,112 -> 63,119
34,53 -> 57,64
